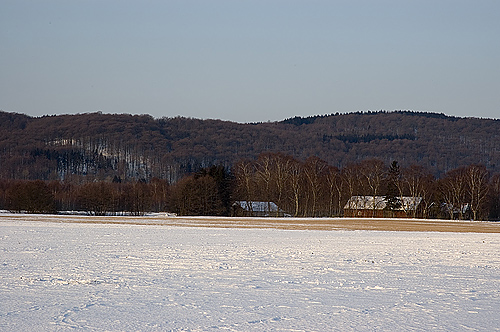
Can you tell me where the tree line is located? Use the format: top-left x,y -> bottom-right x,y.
0,178 -> 169,216
1,153 -> 500,220
232,153 -> 500,220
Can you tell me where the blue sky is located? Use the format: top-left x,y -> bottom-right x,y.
1,0 -> 499,123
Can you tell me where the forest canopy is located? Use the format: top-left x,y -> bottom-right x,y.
1,110 -> 499,183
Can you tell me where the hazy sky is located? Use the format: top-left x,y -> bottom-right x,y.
1,0 -> 499,123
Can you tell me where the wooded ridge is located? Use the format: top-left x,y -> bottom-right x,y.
1,110 -> 499,182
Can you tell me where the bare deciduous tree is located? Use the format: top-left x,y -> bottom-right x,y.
288,158 -> 304,217
439,167 -> 468,220
303,157 -> 329,216
326,166 -> 342,217
358,159 -> 387,217
464,164 -> 490,220
399,165 -> 435,218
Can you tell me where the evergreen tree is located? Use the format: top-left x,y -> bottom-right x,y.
385,161 -> 402,213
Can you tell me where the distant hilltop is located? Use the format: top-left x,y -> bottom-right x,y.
1,110 -> 499,182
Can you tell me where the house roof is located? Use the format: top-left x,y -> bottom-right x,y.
344,196 -> 422,211
233,201 -> 281,213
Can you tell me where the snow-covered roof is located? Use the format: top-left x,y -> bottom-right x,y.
344,196 -> 422,211
442,203 -> 470,214
234,201 -> 280,213
399,197 -> 423,211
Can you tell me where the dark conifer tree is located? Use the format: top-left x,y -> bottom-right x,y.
195,165 -> 233,216
385,161 -> 402,214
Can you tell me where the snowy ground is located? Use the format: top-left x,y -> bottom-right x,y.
1,216 -> 500,331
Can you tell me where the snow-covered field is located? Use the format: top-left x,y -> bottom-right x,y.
1,216 -> 500,331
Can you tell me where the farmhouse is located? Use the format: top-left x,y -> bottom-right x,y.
441,203 -> 472,220
344,196 -> 423,218
232,201 -> 286,217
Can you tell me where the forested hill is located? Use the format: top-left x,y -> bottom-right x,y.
1,110 -> 499,182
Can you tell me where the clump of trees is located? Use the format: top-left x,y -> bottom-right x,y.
1,153 -> 500,220
169,165 -> 233,216
3,180 -> 56,214
0,178 -> 169,216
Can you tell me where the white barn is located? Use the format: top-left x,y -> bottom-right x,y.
232,201 -> 286,217
344,196 -> 423,218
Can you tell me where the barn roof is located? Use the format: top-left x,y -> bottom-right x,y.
344,196 -> 422,211
233,201 -> 281,213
